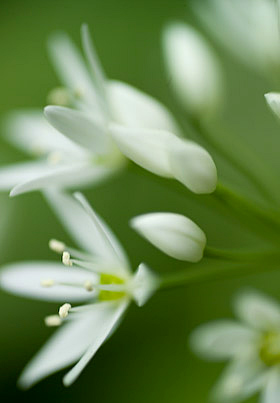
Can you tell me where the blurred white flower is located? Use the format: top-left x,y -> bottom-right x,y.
130,212 -> 206,262
162,22 -> 223,117
0,191 -> 158,388
265,92 -> 280,119
192,0 -> 280,77
0,24 -> 217,195
190,290 -> 280,403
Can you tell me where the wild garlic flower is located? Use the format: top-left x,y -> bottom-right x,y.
162,22 -> 223,117
0,191 -> 158,388
190,290 -> 280,403
192,0 -> 280,77
131,212 -> 206,262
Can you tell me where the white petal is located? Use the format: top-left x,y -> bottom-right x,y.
63,300 -> 129,386
18,301 -> 119,389
81,24 -> 108,114
4,110 -> 86,157
190,320 -> 258,361
131,212 -> 206,262
44,190 -> 130,274
0,261 -> 96,302
108,80 -> 180,134
44,106 -> 110,155
10,162 -> 113,197
234,290 -> 280,331
131,263 -> 159,307
265,93 -> 280,120
169,137 -> 217,194
212,358 -> 267,403
261,368 -> 280,403
162,23 -> 222,116
109,124 -> 175,177
47,32 -> 103,114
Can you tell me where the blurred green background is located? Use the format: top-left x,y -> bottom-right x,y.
1,0 -> 280,402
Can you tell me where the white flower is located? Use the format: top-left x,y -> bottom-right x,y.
162,22 -> 223,117
265,93 -> 280,120
130,212 -> 206,262
192,0 -> 280,77
0,191 -> 158,388
190,290 -> 280,403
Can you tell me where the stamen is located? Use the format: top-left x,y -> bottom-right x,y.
49,239 -> 65,254
84,280 -> 94,291
59,303 -> 72,319
62,251 -> 72,267
47,87 -> 72,106
45,315 -> 62,327
40,278 -> 55,287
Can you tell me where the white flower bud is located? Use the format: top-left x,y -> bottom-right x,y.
131,212 -> 206,262
162,23 -> 222,116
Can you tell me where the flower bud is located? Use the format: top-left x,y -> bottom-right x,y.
131,212 -> 206,262
162,22 -> 222,117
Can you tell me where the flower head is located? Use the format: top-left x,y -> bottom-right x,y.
0,191 -> 158,388
190,290 -> 280,403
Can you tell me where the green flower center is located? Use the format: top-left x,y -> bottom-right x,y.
99,273 -> 126,301
259,331 -> 280,366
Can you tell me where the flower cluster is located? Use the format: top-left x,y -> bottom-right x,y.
1,1 -> 280,400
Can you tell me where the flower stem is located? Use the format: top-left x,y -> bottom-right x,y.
204,246 -> 276,262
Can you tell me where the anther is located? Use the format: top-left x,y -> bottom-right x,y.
59,303 -> 72,318
62,251 -> 72,266
49,239 -> 65,254
40,279 -> 55,287
45,315 -> 62,327
84,280 -> 94,292
47,87 -> 71,106
47,151 -> 62,165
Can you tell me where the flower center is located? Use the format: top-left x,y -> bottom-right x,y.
259,331 -> 280,366
99,273 -> 126,301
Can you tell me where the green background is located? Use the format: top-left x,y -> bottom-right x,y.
1,0 -> 280,402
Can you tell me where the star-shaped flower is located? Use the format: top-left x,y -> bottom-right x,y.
190,290 -> 280,403
0,191 -> 158,388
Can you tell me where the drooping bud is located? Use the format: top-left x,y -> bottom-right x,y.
131,212 -> 206,262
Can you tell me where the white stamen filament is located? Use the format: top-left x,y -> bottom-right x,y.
62,251 -> 72,266
40,278 -> 55,287
45,315 -> 62,327
59,303 -> 72,319
49,239 -> 66,254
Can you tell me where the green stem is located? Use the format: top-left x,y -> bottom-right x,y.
189,116 -> 276,204
204,246 -> 277,262
159,261 -> 280,291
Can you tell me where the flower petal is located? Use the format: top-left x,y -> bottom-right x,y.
190,320 -> 258,361
131,212 -> 206,262
108,80 -> 180,133
261,368 -> 280,403
109,124 -> 175,177
44,106 -> 110,155
18,301 -> 121,389
44,190 -> 130,274
47,32 -> 103,114
10,162 -> 112,197
265,93 -> 280,120
0,261 -> 96,302
212,357 -> 267,403
63,300 -> 129,386
131,263 -> 159,307
234,290 -> 280,331
4,110 -> 86,157
169,137 -> 217,194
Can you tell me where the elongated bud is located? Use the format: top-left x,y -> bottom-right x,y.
265,93 -> 280,119
131,212 -> 206,262
169,137 -> 217,194
162,23 -> 222,117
